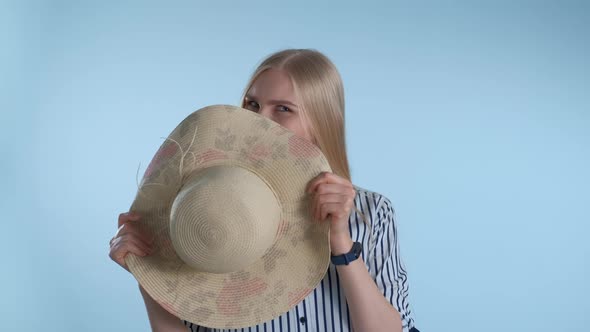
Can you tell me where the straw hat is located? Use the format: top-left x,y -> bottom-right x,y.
126,104 -> 332,329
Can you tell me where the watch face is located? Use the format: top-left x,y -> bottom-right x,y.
330,242 -> 363,266
353,242 -> 362,257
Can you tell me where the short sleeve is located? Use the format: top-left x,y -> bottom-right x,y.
366,197 -> 416,332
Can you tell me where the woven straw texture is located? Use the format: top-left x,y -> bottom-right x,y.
126,105 -> 332,329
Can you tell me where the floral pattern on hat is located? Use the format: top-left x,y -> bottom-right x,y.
144,140 -> 179,179
216,277 -> 268,316
127,105 -> 332,329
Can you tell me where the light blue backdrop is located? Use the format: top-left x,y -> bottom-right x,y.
2,1 -> 588,331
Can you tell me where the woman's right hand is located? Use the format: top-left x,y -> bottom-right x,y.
110,212 -> 187,330
109,211 -> 154,272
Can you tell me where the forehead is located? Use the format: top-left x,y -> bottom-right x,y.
247,69 -> 295,99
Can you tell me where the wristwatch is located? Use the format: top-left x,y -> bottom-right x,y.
331,241 -> 362,266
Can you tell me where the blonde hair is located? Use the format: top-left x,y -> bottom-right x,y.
241,49 -> 350,179
240,49 -> 369,224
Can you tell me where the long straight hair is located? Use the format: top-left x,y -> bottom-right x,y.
240,49 -> 369,225
240,49 -> 351,181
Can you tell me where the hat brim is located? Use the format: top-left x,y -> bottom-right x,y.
126,105 -> 331,328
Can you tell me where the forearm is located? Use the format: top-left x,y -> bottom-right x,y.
334,240 -> 402,332
337,260 -> 402,331
139,283 -> 188,332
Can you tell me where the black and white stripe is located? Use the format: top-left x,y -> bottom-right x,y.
183,186 -> 417,332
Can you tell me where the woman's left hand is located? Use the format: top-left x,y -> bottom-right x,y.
306,171 -> 356,255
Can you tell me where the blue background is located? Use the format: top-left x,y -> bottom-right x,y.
2,1 -> 588,331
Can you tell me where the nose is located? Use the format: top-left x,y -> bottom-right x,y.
256,106 -> 274,120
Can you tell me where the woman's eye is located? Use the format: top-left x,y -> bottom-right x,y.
246,101 -> 259,109
277,105 -> 291,112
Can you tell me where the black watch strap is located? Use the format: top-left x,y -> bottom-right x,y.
331,242 -> 362,266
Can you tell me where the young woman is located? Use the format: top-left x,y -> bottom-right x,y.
110,49 -> 418,332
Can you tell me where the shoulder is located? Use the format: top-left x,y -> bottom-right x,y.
352,184 -> 396,226
350,185 -> 399,261
352,184 -> 395,213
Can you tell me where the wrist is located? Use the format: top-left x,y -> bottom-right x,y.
330,235 -> 354,255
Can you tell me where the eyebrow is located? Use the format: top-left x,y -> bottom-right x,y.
245,94 -> 298,107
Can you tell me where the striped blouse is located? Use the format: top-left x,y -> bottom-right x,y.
182,185 -> 418,332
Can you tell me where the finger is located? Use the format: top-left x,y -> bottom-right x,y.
111,242 -> 149,272
307,172 -> 352,194
320,172 -> 352,186
320,202 -> 345,221
321,184 -> 356,198
320,202 -> 332,221
317,193 -> 348,206
314,183 -> 350,195
115,223 -> 154,244
118,211 -> 141,228
309,192 -> 318,222
312,192 -> 325,222
309,193 -> 316,222
119,234 -> 153,254
313,193 -> 320,222
110,236 -> 153,261
109,238 -> 150,271
109,248 -> 130,272
315,191 -> 352,223
314,195 -> 346,222
306,172 -> 330,194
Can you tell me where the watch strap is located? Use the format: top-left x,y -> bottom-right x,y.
330,241 -> 362,266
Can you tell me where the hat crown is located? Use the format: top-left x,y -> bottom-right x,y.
127,105 -> 332,327
169,165 -> 282,273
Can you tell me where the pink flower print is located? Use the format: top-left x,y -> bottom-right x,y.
216,277 -> 268,315
144,141 -> 179,178
288,135 -> 320,159
247,143 -> 271,162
